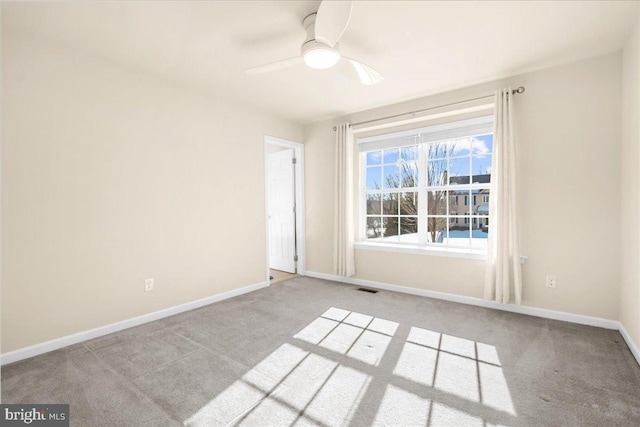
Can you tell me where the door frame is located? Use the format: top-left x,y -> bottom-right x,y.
264,135 -> 305,286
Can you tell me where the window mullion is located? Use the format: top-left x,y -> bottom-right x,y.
417,142 -> 427,245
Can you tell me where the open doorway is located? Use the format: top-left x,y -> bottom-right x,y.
264,136 -> 305,285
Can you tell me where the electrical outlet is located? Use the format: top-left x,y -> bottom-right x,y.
145,278 -> 154,292
545,274 -> 557,289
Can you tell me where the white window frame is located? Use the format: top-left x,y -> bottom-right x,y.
356,116 -> 493,259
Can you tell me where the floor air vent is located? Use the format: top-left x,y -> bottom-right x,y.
357,288 -> 378,294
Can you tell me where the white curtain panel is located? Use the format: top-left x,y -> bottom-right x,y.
484,89 -> 523,304
333,123 -> 356,277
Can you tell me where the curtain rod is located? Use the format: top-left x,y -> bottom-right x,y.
332,86 -> 525,131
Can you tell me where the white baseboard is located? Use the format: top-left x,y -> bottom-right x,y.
305,271 -> 620,330
618,322 -> 640,366
1,281 -> 268,366
4,273 -> 638,368
306,271 -> 640,366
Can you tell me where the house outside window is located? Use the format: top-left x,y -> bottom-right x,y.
359,116 -> 493,253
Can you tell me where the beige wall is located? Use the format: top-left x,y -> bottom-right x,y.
1,29 -> 303,352
305,53 -> 622,320
620,13 -> 640,348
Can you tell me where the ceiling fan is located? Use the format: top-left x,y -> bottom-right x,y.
245,1 -> 383,85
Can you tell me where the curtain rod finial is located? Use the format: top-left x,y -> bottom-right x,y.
332,124 -> 352,131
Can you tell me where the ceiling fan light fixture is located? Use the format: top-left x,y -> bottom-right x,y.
246,1 -> 383,84
302,42 -> 340,70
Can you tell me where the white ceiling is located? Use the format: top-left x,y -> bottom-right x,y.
4,1 -> 639,124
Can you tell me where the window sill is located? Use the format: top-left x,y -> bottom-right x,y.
354,241 -> 487,260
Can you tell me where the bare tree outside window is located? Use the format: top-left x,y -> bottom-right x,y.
426,141 -> 451,243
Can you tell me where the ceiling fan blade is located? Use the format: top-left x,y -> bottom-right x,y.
315,0 -> 353,47
245,57 -> 303,74
344,57 -> 383,85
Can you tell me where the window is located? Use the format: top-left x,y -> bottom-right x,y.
364,141 -> 419,244
359,116 -> 493,253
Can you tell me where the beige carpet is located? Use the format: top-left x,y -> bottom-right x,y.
3,276 -> 640,426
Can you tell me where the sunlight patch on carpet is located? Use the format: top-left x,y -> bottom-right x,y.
186,308 -> 516,426
373,384 -> 430,426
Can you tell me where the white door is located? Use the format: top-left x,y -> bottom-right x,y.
268,148 -> 296,273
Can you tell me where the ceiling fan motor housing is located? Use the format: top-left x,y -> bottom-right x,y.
301,13 -> 341,69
